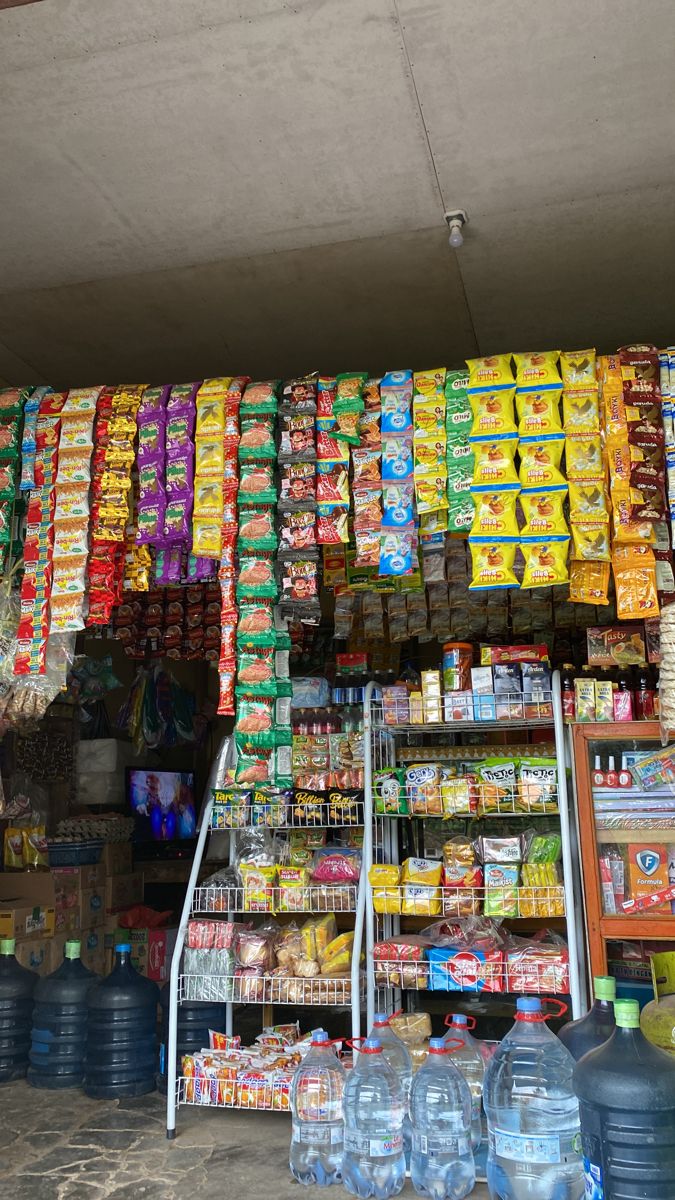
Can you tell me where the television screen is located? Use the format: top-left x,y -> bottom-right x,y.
128,770 -> 196,842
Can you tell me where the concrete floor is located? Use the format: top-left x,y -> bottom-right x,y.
1,1081 -> 491,1200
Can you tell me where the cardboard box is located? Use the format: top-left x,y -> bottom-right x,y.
79,926 -> 106,975
627,844 -> 670,914
15,935 -> 51,975
0,873 -> 55,940
80,887 -> 105,929
100,843 -> 133,876
54,907 -> 81,935
105,872 -> 144,912
113,926 -> 178,982
52,863 -> 106,895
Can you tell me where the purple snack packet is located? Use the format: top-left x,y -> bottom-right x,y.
136,499 -> 166,545
164,493 -> 193,543
165,446 -> 194,495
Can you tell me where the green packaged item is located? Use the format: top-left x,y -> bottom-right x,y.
526,832 -> 562,864
236,555 -> 278,601
238,506 -> 278,552
238,461 -> 277,505
235,748 -> 274,786
518,757 -> 558,812
241,380 -> 280,413
477,757 -> 519,813
238,415 -> 277,460
373,768 -> 408,815
234,694 -> 276,748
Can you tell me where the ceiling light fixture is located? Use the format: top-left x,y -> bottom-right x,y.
445,209 -> 468,249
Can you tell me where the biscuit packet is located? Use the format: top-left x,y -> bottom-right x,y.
565,435 -> 604,481
562,388 -> 600,434
560,348 -> 597,390
466,354 -> 514,391
472,439 -> 519,488
612,544 -> 659,619
469,389 -> 517,439
568,480 -> 609,522
520,490 -> 568,538
470,489 -> 519,538
571,522 -> 610,562
520,537 -> 569,589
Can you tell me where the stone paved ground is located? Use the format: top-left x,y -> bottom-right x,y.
1,1081 -> 490,1200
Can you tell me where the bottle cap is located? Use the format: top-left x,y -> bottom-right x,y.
428,1038 -> 447,1054
115,943 -> 132,953
452,1014 -> 468,1026
593,975 -> 616,1002
361,1038 -> 383,1054
65,941 -> 81,960
516,996 -> 541,1013
614,999 -> 640,1029
373,1012 -> 389,1026
311,1030 -> 329,1046
0,938 -> 15,955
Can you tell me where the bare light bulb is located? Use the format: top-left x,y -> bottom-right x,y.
448,219 -> 464,249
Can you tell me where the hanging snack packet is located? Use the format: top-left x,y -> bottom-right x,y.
354,528 -> 381,567
238,462 -> 276,503
380,370 -> 413,433
279,411 -> 315,460
568,480 -> 609,521
513,350 -> 561,390
612,544 -> 659,619
382,482 -> 415,528
466,355 -> 514,391
239,415 -> 276,460
380,530 -> 415,576
316,376 -> 337,431
518,436 -> 566,490
282,374 -> 318,412
382,434 -> 414,481
569,559 -> 610,605
468,538 -> 519,589
562,389 -> 600,435
565,435 -> 603,481
520,490 -> 568,538
516,389 -> 563,438
520,537 -> 570,588
560,348 -> 597,390
316,461 -> 349,505
469,389 -> 517,439
571,522 -> 610,562
279,508 -> 316,552
472,439 -> 519,488
282,558 -> 318,602
280,461 -> 315,503
316,506 -> 349,544
241,381 -> 279,413
352,447 -> 382,487
517,757 -> 558,812
470,490 -> 519,538
353,488 -> 382,531
358,409 -> 381,449
238,508 -> 277,551
415,473 -> 448,514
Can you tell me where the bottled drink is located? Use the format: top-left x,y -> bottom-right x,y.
84,943 -> 159,1099
561,665 -> 576,722
410,1037 -> 475,1200
574,998 -> 675,1199
342,1037 -> 405,1199
28,939 -> 97,1089
558,976 -> 615,1061
0,937 -> 37,1083
483,996 -> 584,1200
369,1012 -> 413,1168
444,1014 -> 484,1150
289,1029 -> 345,1186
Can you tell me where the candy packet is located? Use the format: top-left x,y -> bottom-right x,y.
562,388 -> 600,434
560,348 -> 596,389
237,556 -> 278,600
352,447 -> 381,487
382,482 -> 415,527
238,463 -> 277,503
571,522 -> 610,561
279,509 -> 316,553
280,461 -> 315,503
466,354 -> 514,391
568,480 -> 609,521
516,389 -> 563,438
520,490 -> 568,538
565,435 -> 603,481
278,411 -> 315,460
239,416 -> 277,460
568,559 -> 610,605
612,544 -> 659,619
470,489 -> 519,538
471,439 -> 519,488
241,381 -> 279,413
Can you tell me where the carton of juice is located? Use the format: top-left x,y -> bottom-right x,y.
627,844 -> 670,913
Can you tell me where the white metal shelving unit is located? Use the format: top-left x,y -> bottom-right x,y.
166,790 -> 367,1138
363,670 -> 585,1032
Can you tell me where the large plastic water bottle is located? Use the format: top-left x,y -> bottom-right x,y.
0,937 -> 37,1083
574,998 -> 675,1199
558,975 -> 615,1061
444,1014 -> 484,1151
28,939 -> 97,1089
410,1037 -> 475,1199
84,942 -> 159,1098
483,996 -> 584,1200
289,1029 -> 346,1186
342,1037 -> 406,1199
369,1012 -> 413,1167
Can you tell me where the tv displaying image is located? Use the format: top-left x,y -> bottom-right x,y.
128,769 -> 196,842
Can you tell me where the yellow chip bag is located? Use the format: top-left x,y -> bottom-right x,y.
612,544 -> 659,619
571,521 -> 610,561
520,537 -> 570,589
518,436 -> 566,490
468,538 -> 519,590
514,350 -> 561,389
598,353 -> 622,385
562,388 -> 600,434
469,389 -> 517,439
472,439 -> 519,488
560,349 -> 596,389
520,490 -> 568,538
471,489 -> 520,538
604,388 -> 627,444
516,389 -> 562,438
196,398 -> 224,436
606,444 -> 631,486
564,435 -> 603,481
466,354 -> 514,390
369,864 -> 401,886
569,559 -> 610,605
568,480 -> 609,521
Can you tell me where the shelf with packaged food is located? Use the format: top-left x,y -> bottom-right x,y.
370,691 -> 556,732
369,884 -> 565,921
211,797 -> 365,830
179,971 -> 361,1006
176,1073 -> 292,1112
192,883 -> 357,914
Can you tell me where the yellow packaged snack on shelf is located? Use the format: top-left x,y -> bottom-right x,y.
571,521 -> 610,561
401,885 -> 441,917
466,354 -> 514,391
604,388 -> 627,444
613,544 -> 659,619
565,435 -> 603,481
368,864 -> 401,887
568,480 -> 609,521
413,396 -> 445,437
414,368 -> 446,397
606,444 -> 631,486
520,537 -> 570,588
612,495 -> 656,544
414,437 -> 445,473
401,857 -> 443,887
372,887 -> 402,915
560,348 -> 597,389
470,489 -> 519,538
518,436 -> 566,490
320,931 -> 354,967
514,350 -> 561,389
516,389 -> 563,438
569,559 -> 610,604
562,388 -> 600,434
469,538 -> 519,590
472,439 -> 519,488
469,389 -> 517,439
520,491 -> 568,538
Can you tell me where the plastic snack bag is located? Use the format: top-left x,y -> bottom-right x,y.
565,435 -> 603,481
560,348 -> 597,389
571,522 -> 610,562
520,490 -> 568,538
516,389 -> 563,438
471,439 -> 519,488
513,350 -> 561,390
568,559 -> 610,604
469,389 -> 517,439
470,490 -> 519,538
518,437 -> 566,490
612,544 -> 659,619
466,355 -> 514,391
520,537 -> 570,588
562,389 -> 600,434
468,538 -> 519,590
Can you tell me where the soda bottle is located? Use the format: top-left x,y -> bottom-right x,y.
289,1030 -> 345,1186
369,1012 -> 413,1168
410,1037 -> 475,1199
444,1014 -> 484,1151
483,996 -> 584,1200
558,976 -> 615,1061
342,1037 -> 405,1199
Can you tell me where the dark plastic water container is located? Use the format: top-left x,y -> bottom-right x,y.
559,974 -> 616,1060
28,939 -> 97,1089
574,998 -> 675,1199
84,943 -> 159,1099
0,937 -> 38,1083
157,983 -> 226,1093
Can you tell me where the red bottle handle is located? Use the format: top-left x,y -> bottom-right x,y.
443,1013 -> 477,1030
543,998 -> 568,1020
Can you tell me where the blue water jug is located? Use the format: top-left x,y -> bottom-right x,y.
558,975 -> 615,1061
84,942 -> 159,1098
157,982 -> 226,1093
574,997 -> 675,1199
28,939 -> 97,1089
0,937 -> 37,1083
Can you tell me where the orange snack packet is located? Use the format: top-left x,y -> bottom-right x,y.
612,545 -> 659,619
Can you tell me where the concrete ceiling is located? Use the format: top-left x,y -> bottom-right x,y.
0,0 -> 674,384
